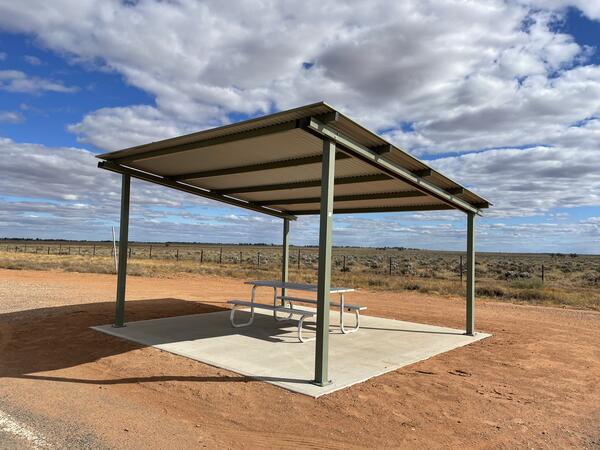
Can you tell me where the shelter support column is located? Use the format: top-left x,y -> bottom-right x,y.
114,173 -> 131,328
466,212 -> 475,335
281,218 -> 290,299
314,139 -> 336,386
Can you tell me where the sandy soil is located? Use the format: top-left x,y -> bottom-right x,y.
0,268 -> 599,449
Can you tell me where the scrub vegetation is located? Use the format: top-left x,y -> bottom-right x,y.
1,240 -> 599,311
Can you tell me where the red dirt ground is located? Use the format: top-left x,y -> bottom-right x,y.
1,268 -> 599,449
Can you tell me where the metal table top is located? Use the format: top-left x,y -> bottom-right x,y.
245,280 -> 355,294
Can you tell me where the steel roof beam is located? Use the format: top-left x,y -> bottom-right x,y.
255,190 -> 426,206
214,173 -> 391,195
303,117 -> 481,215
98,161 -> 297,221
412,168 -> 432,177
291,204 -> 455,215
172,153 -> 351,181
447,187 -> 465,195
372,144 -> 392,155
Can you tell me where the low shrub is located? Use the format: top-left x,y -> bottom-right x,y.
476,285 -> 505,298
512,288 -> 555,302
402,282 -> 421,291
510,278 -> 544,289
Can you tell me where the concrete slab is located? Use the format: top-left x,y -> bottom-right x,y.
92,309 -> 490,397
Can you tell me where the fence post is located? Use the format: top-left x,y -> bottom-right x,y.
68,246 -> 71,255
257,252 -> 260,269
240,251 -> 242,264
460,255 -> 463,283
343,255 -> 346,272
149,245 -> 152,259
541,264 -> 545,283
200,249 -> 203,263
128,247 -> 132,259
93,244 -> 96,256
389,256 -> 392,276
297,249 -> 301,270
47,247 -> 50,255
220,247 -> 223,264
176,248 -> 179,261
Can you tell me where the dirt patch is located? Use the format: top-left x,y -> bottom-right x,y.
1,269 -> 599,448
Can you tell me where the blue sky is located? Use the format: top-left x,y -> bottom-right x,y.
0,1 -> 599,253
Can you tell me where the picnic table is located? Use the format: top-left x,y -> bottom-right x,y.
227,280 -> 366,342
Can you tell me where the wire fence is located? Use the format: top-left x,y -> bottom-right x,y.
1,242 -> 555,283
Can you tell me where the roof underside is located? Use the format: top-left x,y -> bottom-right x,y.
97,102 -> 490,220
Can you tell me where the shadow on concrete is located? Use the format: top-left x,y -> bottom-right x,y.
0,298 -> 312,385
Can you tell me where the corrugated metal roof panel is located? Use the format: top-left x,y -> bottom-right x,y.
97,101 -> 490,215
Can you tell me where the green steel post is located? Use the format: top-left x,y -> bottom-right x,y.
114,174 -> 131,328
314,139 -> 336,386
466,212 -> 475,335
281,219 -> 290,300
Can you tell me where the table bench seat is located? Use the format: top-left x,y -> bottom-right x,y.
277,295 -> 366,334
276,295 -> 367,311
227,300 -> 316,342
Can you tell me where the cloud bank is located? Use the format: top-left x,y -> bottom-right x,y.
0,1 -> 598,251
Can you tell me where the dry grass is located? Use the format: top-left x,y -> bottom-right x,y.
1,246 -> 599,311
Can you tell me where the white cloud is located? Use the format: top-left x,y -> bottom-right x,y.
429,145 -> 600,217
0,0 -> 595,153
0,111 -> 24,123
23,55 -> 42,65
0,70 -> 78,94
0,52 -> 6,60
0,1 -> 598,251
388,64 -> 600,155
520,0 -> 600,20
0,136 -> 280,241
67,105 -> 197,150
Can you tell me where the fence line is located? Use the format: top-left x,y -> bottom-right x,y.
1,243 -> 551,281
